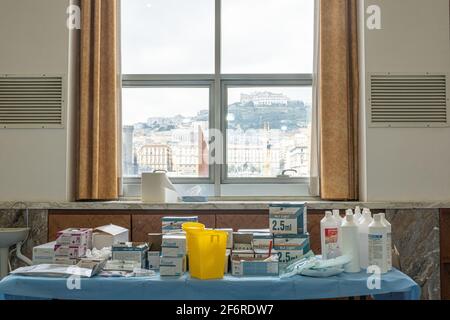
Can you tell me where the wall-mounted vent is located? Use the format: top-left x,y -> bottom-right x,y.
369,73 -> 449,127
0,75 -> 64,129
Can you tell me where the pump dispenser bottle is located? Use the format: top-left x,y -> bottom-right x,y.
341,214 -> 360,273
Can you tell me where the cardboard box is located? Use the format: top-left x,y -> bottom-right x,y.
162,216 -> 198,234
104,260 -> 142,272
148,233 -> 163,251
112,242 -> 149,268
231,255 -> 279,277
216,228 -> 233,249
53,257 -> 79,265
273,234 -> 310,264
233,232 -> 253,250
93,224 -> 129,250
161,234 -> 186,257
54,245 -> 87,259
231,250 -> 255,259
273,234 -> 310,251
147,251 -> 161,270
55,228 -> 90,246
32,241 -> 56,265
252,232 -> 273,251
77,258 -> 107,276
160,256 -> 186,276
238,229 -> 270,234
269,203 -> 307,235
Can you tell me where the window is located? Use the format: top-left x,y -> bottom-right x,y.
121,0 -> 315,196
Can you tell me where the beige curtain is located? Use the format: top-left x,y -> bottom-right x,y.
318,0 -> 359,200
77,0 -> 119,200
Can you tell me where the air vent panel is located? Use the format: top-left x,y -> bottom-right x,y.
0,75 -> 64,128
369,73 -> 449,127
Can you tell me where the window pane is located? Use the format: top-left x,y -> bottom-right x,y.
122,88 -> 210,178
226,87 -> 312,178
121,0 -> 215,74
222,0 -> 314,74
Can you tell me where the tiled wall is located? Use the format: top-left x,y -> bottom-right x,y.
0,208 -> 441,299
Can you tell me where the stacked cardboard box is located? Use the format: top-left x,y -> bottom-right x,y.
53,228 -> 92,265
269,203 -> 310,267
159,217 -> 196,276
111,242 -> 149,269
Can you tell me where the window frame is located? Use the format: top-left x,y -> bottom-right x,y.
120,0 -> 314,196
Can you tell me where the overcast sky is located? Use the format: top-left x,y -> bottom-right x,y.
121,0 -> 314,125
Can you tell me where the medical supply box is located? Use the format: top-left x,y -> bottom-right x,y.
231,255 -> 279,277
55,228 -> 91,247
147,251 -> 161,270
112,242 -> 149,268
161,233 -> 186,257
269,203 -> 307,235
162,216 -> 198,234
32,241 -> 56,265
160,256 -> 187,276
93,224 -> 129,250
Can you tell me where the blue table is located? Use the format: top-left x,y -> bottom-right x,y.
0,269 -> 420,300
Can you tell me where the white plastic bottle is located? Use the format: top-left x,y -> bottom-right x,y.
354,206 -> 362,224
379,213 -> 392,271
358,211 -> 373,269
361,208 -> 372,223
321,211 -> 340,259
340,214 -> 360,273
345,209 -> 353,217
332,209 -> 343,224
368,214 -> 388,274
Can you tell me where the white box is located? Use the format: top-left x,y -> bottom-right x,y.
233,232 -> 253,251
231,255 -> 279,277
252,233 -> 273,251
160,256 -> 186,276
93,224 -> 129,250
54,245 -> 87,259
104,260 -> 142,272
32,241 -> 56,265
55,228 -> 90,246
216,228 -> 233,249
53,257 -> 79,265
161,234 -> 186,257
148,251 -> 161,270
269,203 -> 307,235
112,243 -> 149,268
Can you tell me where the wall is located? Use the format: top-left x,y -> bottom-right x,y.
360,0 -> 450,201
0,0 -> 75,201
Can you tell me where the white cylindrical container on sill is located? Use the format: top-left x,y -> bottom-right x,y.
340,214 -> 360,273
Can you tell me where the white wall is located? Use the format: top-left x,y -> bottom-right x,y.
360,0 -> 450,201
0,0 -> 75,201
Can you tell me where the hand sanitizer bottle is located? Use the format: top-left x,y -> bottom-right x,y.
379,213 -> 392,271
358,210 -> 374,269
321,211 -> 340,259
341,214 -> 360,273
368,214 -> 388,274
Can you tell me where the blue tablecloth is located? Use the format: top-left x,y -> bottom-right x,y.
0,268 -> 420,300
